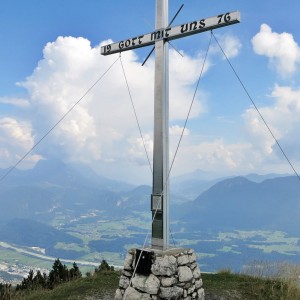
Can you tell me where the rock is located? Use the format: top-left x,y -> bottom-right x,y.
188,285 -> 195,294
193,266 -> 201,279
123,253 -> 133,271
184,282 -> 192,289
177,255 -> 190,266
119,275 -> 130,289
178,266 -> 193,282
122,269 -> 132,277
160,286 -> 183,299
195,279 -> 203,289
161,276 -> 177,287
116,248 -> 204,300
151,255 -> 177,276
132,273 -> 160,295
114,288 -> 123,300
197,288 -> 205,300
183,289 -> 188,297
123,287 -> 152,300
189,252 -> 197,264
128,249 -> 135,255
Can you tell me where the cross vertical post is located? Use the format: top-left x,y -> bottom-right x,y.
151,0 -> 169,250
100,2 -> 240,252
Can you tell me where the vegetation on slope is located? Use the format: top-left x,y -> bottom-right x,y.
203,271 -> 300,300
1,260 -> 300,300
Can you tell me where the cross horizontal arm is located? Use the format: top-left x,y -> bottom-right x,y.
101,11 -> 240,56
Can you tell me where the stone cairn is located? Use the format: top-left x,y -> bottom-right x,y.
115,248 -> 205,300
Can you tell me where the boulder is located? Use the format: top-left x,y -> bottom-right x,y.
161,276 -> 177,287
151,255 -> 177,276
123,253 -> 133,271
132,273 -> 160,295
114,288 -> 123,300
193,266 -> 201,279
160,286 -> 183,299
177,254 -> 190,266
119,275 -> 130,289
178,266 -> 193,282
123,287 -> 152,300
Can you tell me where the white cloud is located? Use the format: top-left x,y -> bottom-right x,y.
252,24 -> 300,76
0,117 -> 41,168
210,33 -> 242,59
169,49 -> 207,120
0,36 -> 209,180
5,34 -> 298,183
170,82 -> 300,177
0,97 -> 30,107
169,125 -> 189,136
168,137 -> 259,177
243,85 -> 300,162
219,34 -> 242,59
127,134 -> 153,166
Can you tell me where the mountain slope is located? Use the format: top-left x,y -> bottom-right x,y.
181,176 -> 300,234
0,159 -> 136,223
0,218 -> 81,248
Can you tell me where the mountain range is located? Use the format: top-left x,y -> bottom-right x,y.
0,159 -> 299,231
0,158 -> 300,269
179,175 -> 300,235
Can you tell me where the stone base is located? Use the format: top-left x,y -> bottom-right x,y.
115,247 -> 205,300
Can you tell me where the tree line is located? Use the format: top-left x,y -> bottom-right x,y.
0,258 -> 114,299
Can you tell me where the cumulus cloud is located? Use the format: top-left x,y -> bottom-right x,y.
169,125 -> 189,136
168,137 -> 259,177
252,24 -> 300,76
210,34 -> 242,59
9,31 -> 299,183
243,85 -> 300,162
3,32 -> 299,182
170,81 -> 300,177
0,97 -> 30,107
0,117 -> 41,168
1,35 -> 209,180
127,134 -> 153,166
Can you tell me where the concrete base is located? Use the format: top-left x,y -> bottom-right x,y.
115,247 -> 205,300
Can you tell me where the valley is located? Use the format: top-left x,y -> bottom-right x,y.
0,159 -> 300,284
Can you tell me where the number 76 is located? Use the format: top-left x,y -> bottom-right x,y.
217,13 -> 231,24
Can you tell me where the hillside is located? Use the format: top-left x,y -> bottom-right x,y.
180,175 -> 300,234
1,159 -> 300,277
3,270 -> 300,300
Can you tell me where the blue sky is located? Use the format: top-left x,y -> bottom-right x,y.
1,0 -> 300,184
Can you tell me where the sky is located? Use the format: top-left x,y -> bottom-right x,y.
1,0 -> 300,184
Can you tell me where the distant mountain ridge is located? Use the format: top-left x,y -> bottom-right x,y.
0,159 -> 134,191
0,218 -> 80,248
0,158 -> 299,261
180,175 -> 300,235
0,159 -> 137,224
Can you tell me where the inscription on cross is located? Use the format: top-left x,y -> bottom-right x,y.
101,11 -> 240,55
101,1 -> 240,250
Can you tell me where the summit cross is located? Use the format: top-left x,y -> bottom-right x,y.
101,1 -> 240,250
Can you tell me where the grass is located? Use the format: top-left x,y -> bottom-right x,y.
203,262 -> 300,300
4,263 -> 300,300
203,271 -> 291,300
11,271 -> 120,300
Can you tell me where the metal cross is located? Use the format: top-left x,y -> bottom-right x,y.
101,1 -> 240,250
